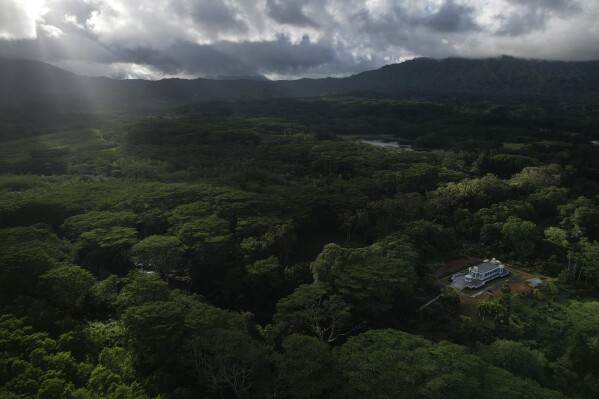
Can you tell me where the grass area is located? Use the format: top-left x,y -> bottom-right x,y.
440,275 -> 452,285
0,128 -> 110,163
511,288 -> 568,323
338,134 -> 398,140
461,272 -> 516,296
502,142 -> 527,150
508,286 -> 571,348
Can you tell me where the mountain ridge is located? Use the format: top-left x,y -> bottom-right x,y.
2,56 -> 599,110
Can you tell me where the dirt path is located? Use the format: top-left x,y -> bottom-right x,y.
507,270 -> 538,294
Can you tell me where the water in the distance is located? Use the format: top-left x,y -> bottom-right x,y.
360,139 -> 413,150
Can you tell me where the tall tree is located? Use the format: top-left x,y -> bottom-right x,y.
311,241 -> 417,320
501,217 -> 541,258
275,282 -> 354,343
275,334 -> 337,399
130,235 -> 183,276
38,265 -> 97,314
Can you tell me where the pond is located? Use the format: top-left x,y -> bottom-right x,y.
359,139 -> 413,150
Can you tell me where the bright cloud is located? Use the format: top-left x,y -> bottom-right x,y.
0,0 -> 48,40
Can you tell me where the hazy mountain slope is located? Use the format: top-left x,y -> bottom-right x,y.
1,56 -> 599,111
0,58 -> 88,106
341,56 -> 599,96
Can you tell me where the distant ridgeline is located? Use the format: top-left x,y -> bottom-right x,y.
1,56 -> 599,111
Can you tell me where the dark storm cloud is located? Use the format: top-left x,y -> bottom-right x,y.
266,0 -> 319,28
109,35 -> 360,78
496,11 -> 547,36
0,0 -> 598,79
342,1 -> 478,59
497,0 -> 582,36
171,0 -> 249,36
423,0 -> 480,33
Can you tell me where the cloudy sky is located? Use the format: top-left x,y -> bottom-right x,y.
0,0 -> 598,80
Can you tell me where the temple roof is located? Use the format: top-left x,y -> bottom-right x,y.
476,261 -> 503,273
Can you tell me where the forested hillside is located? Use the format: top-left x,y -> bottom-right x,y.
2,94 -> 599,398
2,56 -> 599,110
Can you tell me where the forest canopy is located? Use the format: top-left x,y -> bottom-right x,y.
1,95 -> 599,398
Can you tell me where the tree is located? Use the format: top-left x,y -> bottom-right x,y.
0,225 -> 69,298
427,174 -> 511,221
130,235 -> 183,276
311,241 -> 417,320
338,205 -> 371,243
334,329 -> 477,398
38,265 -> 97,314
480,222 -> 502,247
37,378 -> 68,399
572,206 -> 599,241
545,227 -> 569,249
527,187 -> 569,218
566,301 -> 599,351
501,217 -> 541,258
275,334 -> 336,399
510,164 -> 564,193
570,240 -> 599,285
121,301 -> 186,367
87,364 -> 150,398
184,328 -> 268,398
334,329 -> 567,399
274,283 -> 354,342
170,206 -> 238,264
89,275 -> 122,314
98,347 -> 135,382
564,301 -> 599,383
238,219 -> 296,263
475,200 -> 537,229
78,227 -> 139,251
244,256 -> 285,309
485,154 -> 538,178
397,163 -> 440,193
85,321 -> 127,357
476,298 -> 509,325
365,193 -> 427,238
61,211 -> 139,239
479,340 -> 547,381
116,271 -> 171,309
401,220 -> 457,261
76,227 -> 139,276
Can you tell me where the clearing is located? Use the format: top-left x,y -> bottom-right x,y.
437,256 -> 544,304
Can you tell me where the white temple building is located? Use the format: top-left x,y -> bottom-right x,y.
451,258 -> 509,290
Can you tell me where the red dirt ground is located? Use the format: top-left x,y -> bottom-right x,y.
459,269 -> 540,304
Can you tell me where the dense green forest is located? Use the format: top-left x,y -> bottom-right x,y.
2,94 -> 599,398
